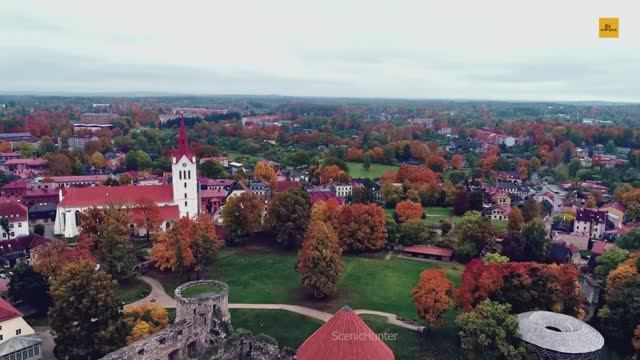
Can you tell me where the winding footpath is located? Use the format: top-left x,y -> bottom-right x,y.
129,275 -> 424,332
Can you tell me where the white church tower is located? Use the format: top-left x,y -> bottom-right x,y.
171,116 -> 199,218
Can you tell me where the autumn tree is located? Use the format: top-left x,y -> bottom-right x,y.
265,189 -> 311,248
88,151 -> 108,169
199,160 -> 227,179
32,239 -> 89,278
124,304 -> 170,344
8,262 -> 50,314
78,207 -> 135,280
412,269 -> 453,330
599,278 -> 640,352
133,198 -> 162,240
521,198 -> 542,222
426,155 -> 446,173
616,228 -> 640,251
507,207 -> 524,231
47,153 -> 73,176
395,199 -> 423,223
296,221 -> 343,298
310,198 -> 342,225
501,230 -> 525,261
455,300 -> 527,360
319,165 -> 351,184
455,211 -> 498,263
254,160 -> 277,188
335,203 -> 387,252
596,247 -> 630,277
522,219 -> 548,261
49,261 -> 127,359
221,192 -> 264,245
451,154 -> 464,169
151,215 -> 221,278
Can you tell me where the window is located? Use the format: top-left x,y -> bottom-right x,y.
0,334 -> 3,341
16,328 -> 21,335
185,193 -> 188,199
166,221 -> 171,229
179,171 -> 183,180
184,182 -> 187,188
188,170 -> 191,179
17,223 -> 21,228
185,201 -> 188,207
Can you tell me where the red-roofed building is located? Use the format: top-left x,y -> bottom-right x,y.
128,205 -> 180,236
0,200 -> 29,239
0,233 -> 50,265
275,180 -> 301,193
297,306 -> 395,360
489,205 -> 512,221
0,297 -> 41,355
0,180 -> 28,197
398,245 -> 454,261
591,240 -> 614,256
55,117 -> 201,238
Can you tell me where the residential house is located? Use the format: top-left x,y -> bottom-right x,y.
0,153 -> 20,166
489,205 -> 511,221
250,180 -> 271,199
573,208 -> 607,239
598,202 -> 626,229
0,201 -> 29,240
491,190 -> 511,206
0,233 -> 50,266
0,298 -> 42,360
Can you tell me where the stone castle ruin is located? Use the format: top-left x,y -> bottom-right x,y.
100,280 -> 292,360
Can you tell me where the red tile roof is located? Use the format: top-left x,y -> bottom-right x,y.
48,175 -> 109,183
200,189 -> 227,199
0,297 -> 21,322
297,306 -> 394,360
129,205 -> 180,223
591,240 -> 614,256
399,245 -> 453,257
0,233 -> 51,256
59,185 -> 173,207
4,158 -> 47,166
0,200 -> 28,221
309,193 -> 344,205
275,180 -> 301,193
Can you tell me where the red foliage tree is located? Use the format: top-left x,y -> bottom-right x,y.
451,154 -> 464,169
412,269 -> 454,329
395,199 -> 423,223
319,165 -> 351,184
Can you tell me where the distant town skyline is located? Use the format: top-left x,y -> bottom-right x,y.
1,0 -> 638,102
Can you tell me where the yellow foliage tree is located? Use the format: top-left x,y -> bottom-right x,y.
254,161 -> 276,188
88,151 -> 108,169
606,253 -> 639,296
124,303 -> 170,344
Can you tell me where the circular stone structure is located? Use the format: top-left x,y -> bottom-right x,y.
174,280 -> 232,341
517,311 -> 604,360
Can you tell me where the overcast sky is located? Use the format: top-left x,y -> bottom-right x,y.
1,1 -> 639,101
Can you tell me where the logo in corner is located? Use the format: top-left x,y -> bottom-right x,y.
599,18 -> 619,38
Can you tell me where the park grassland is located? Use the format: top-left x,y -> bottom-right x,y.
115,277 -> 151,304
150,247 -> 464,359
153,248 -> 462,319
346,161 -> 398,179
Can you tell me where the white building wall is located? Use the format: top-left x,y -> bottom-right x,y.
0,317 -> 35,343
171,154 -> 199,218
0,220 -> 29,240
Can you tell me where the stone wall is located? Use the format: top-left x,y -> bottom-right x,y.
205,332 -> 296,360
100,280 -> 232,360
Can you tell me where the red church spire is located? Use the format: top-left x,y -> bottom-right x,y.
171,113 -> 195,163
177,114 -> 189,154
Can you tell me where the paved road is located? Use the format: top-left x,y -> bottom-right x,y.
132,276 -> 424,331
33,326 -> 55,360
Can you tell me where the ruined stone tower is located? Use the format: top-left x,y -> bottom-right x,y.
101,280 -> 232,360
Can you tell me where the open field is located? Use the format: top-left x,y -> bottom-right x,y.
347,161 -> 398,179
225,151 -> 263,162
150,247 -> 463,320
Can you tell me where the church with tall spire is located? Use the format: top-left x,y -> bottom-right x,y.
53,117 -> 199,237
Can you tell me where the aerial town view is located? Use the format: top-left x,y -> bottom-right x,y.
0,1 -> 638,360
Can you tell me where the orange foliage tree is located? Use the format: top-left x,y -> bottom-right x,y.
507,207 -> 524,231
606,254 -> 639,295
412,269 -> 454,329
310,198 -> 343,225
335,203 -> 387,252
395,199 -> 423,223
451,154 -> 464,169
151,215 -> 221,277
296,220 -> 343,298
426,155 -> 446,173
319,165 -> 351,184
254,161 -> 277,188
32,240 -> 92,278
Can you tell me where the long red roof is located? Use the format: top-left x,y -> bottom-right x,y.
297,306 -> 394,360
0,297 -> 21,322
59,185 -> 173,207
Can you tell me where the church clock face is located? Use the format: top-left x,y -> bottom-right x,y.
182,163 -> 187,167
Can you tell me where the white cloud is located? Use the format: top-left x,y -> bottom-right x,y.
1,0 -> 639,101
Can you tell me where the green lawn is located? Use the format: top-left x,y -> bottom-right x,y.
347,162 -> 398,179
151,248 -> 463,320
227,309 -> 463,360
116,278 -> 151,304
225,151 -> 263,162
181,283 -> 223,298
230,309 -> 323,349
